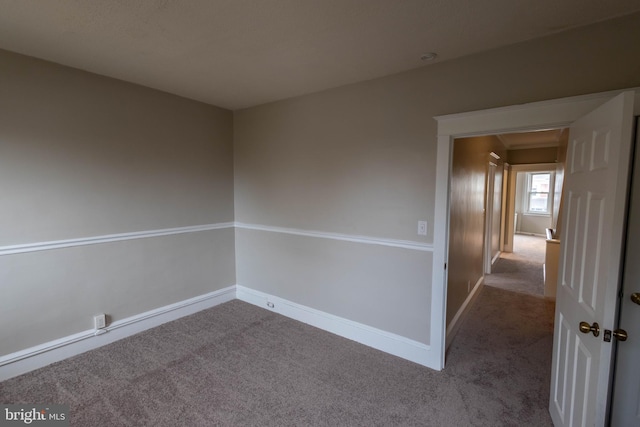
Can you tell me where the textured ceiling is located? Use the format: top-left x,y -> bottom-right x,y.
1,1 -> 639,110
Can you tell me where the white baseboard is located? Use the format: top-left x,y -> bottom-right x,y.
515,232 -> 546,237
1,284 -> 439,381
445,277 -> 484,350
236,285 -> 437,369
0,286 -> 236,382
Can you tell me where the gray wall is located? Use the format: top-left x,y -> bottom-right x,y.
3,12 -> 640,357
236,229 -> 431,342
233,86 -> 434,342
0,50 -> 235,355
235,12 -> 640,345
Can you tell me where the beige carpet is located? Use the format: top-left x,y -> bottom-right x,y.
485,235 -> 546,296
1,287 -> 554,426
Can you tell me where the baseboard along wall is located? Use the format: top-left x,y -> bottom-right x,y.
0,286 -> 236,382
236,286 -> 435,369
445,277 -> 484,350
0,284 -> 438,381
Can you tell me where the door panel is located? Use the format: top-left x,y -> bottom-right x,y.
573,338 -> 593,425
581,193 -> 605,312
562,191 -> 583,292
549,92 -> 635,427
552,313 -> 571,417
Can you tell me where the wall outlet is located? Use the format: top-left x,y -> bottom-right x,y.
94,314 -> 107,329
417,221 -> 427,236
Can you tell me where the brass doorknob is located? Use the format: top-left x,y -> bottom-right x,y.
631,293 -> 640,306
613,329 -> 628,341
579,321 -> 600,337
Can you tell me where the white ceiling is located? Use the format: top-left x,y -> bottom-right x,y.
498,129 -> 568,150
1,1 -> 639,110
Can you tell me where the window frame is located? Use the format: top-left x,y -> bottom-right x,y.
524,171 -> 554,215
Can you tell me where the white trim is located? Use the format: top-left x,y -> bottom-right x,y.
433,87 -> 640,371
1,285 -> 439,380
491,251 -> 501,265
0,222 -> 431,256
235,222 -> 433,252
435,88 -> 640,137
431,131 -> 452,370
445,277 -> 484,350
516,232 -> 547,238
0,223 -> 234,256
0,286 -> 236,381
236,285 -> 438,369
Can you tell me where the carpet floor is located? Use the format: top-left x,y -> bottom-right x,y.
485,235 -> 546,296
1,287 -> 554,426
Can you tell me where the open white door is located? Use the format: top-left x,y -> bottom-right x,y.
549,92 -> 635,426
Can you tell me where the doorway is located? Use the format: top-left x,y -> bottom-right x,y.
433,89 -> 639,425
443,131 -> 561,423
446,133 -> 566,336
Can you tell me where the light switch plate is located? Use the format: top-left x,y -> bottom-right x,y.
418,221 -> 427,236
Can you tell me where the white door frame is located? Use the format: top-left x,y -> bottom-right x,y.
484,160 -> 497,274
430,88 -> 640,370
500,163 -> 510,252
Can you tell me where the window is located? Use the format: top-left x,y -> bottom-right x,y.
526,172 -> 552,214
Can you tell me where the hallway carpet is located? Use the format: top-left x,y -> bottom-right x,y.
1,287 -> 554,426
485,235 -> 546,296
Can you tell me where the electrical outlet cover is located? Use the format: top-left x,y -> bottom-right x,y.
94,314 -> 106,329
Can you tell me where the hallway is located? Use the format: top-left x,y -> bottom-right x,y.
484,235 -> 547,296
445,233 -> 554,424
